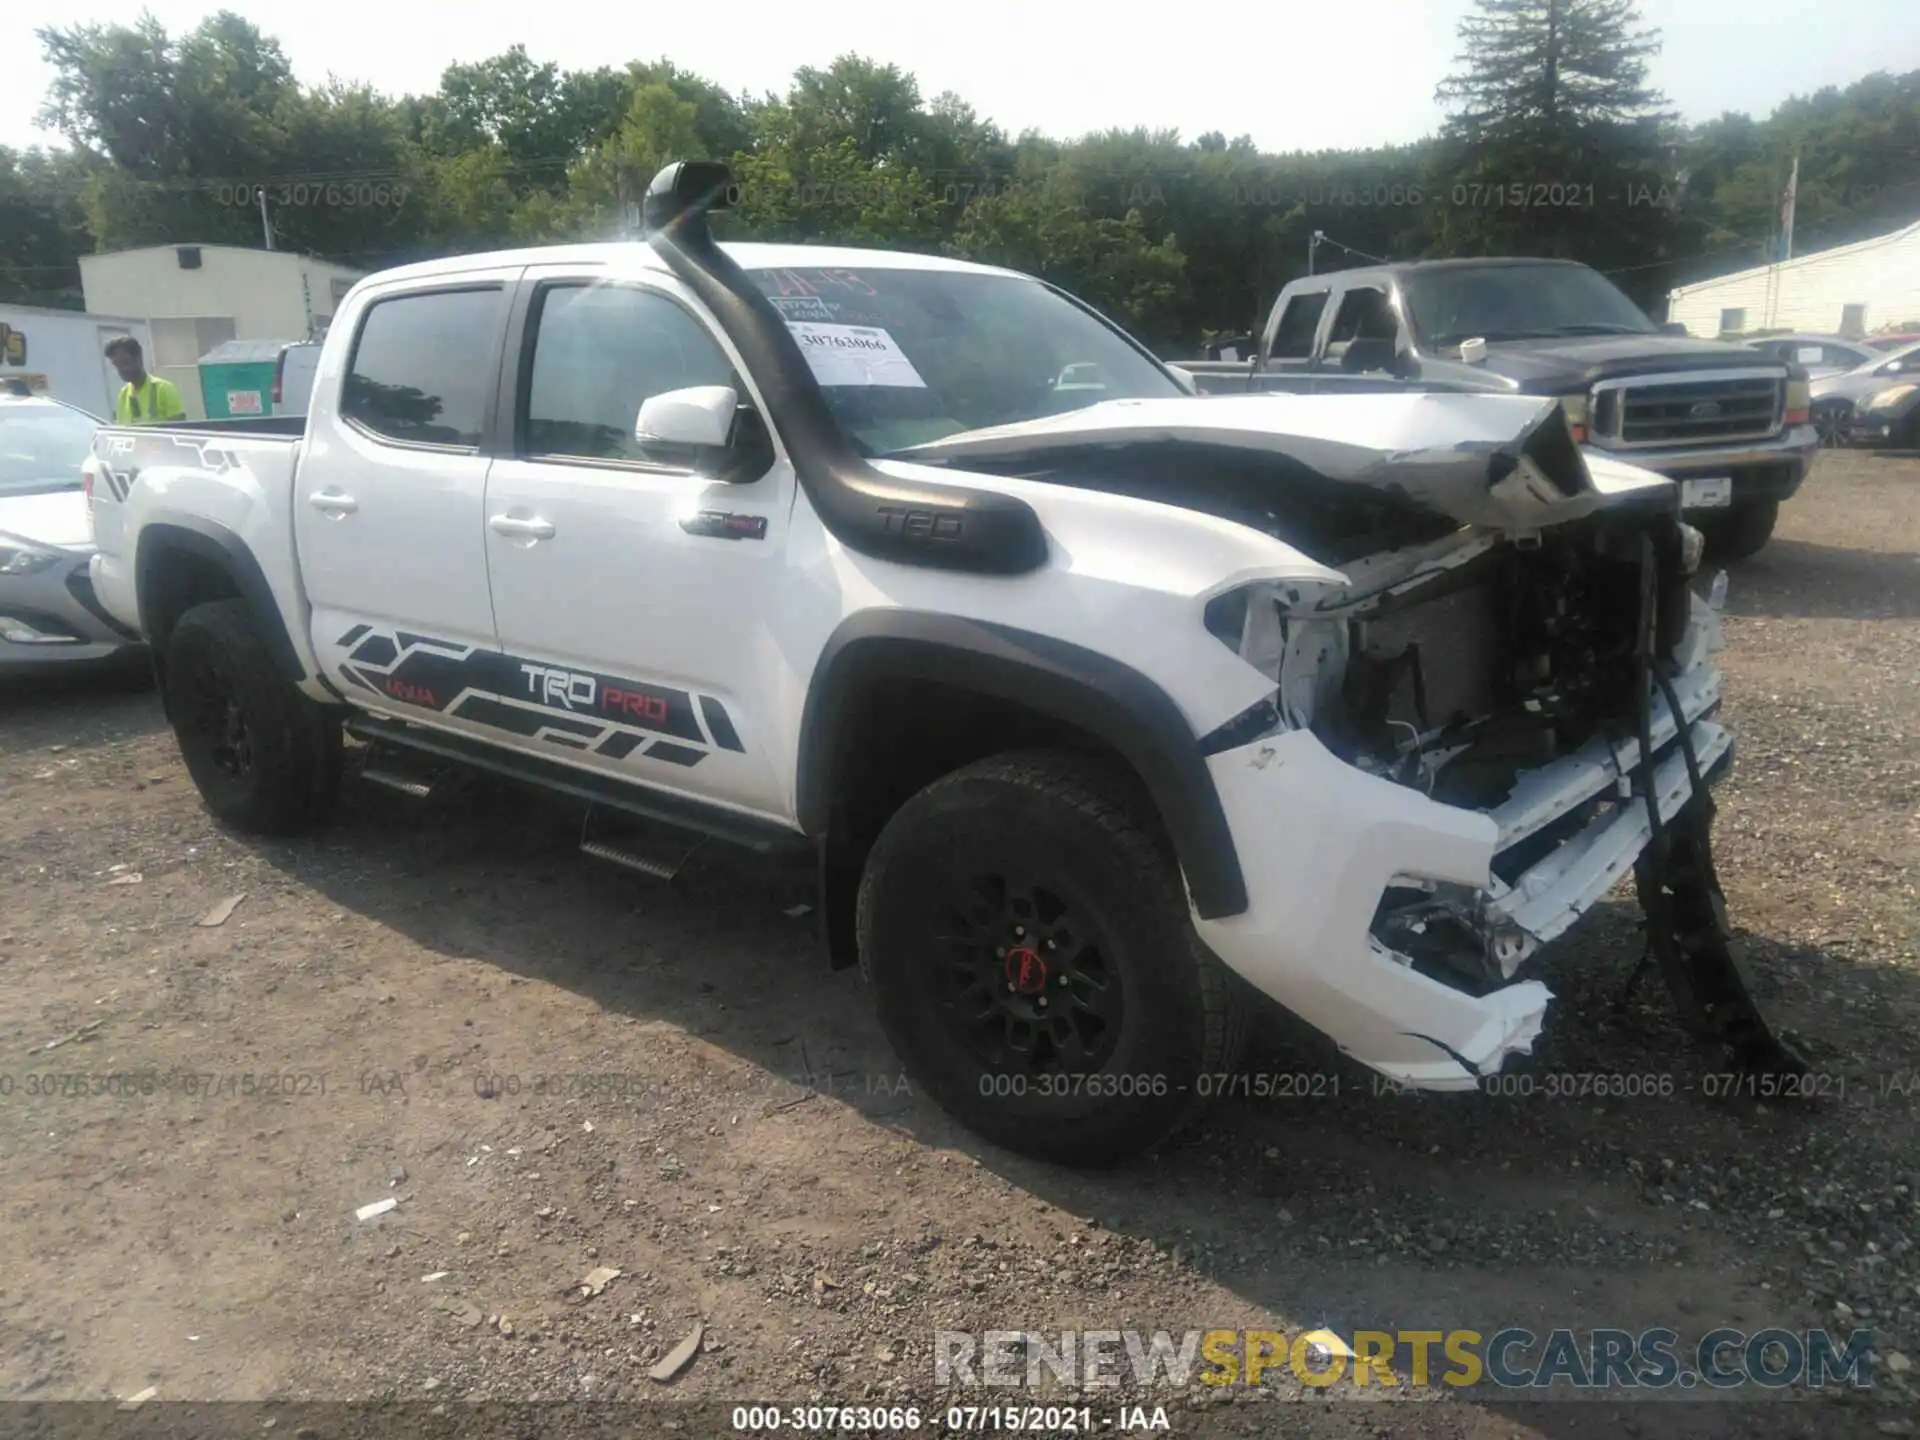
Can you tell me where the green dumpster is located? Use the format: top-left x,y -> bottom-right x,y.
198,339 -> 291,420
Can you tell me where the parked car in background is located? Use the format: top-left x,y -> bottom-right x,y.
1864,332 -> 1920,352
1810,340 -> 1920,446
1846,379 -> 1920,449
1175,258 -> 1819,560
0,394 -> 142,669
1743,333 -> 1877,380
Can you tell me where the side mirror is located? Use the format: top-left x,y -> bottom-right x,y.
1659,322 -> 1689,336
635,385 -> 737,449
1167,365 -> 1199,395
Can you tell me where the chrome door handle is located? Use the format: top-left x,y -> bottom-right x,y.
309,490 -> 357,514
488,514 -> 556,540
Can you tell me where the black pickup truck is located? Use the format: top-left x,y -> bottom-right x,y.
1178,258 -> 1820,559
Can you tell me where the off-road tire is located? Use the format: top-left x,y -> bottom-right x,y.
856,749 -> 1249,1167
165,599 -> 341,835
1702,498 -> 1779,563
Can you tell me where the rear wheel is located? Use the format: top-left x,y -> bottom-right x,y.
1701,498 -> 1779,563
165,599 -> 340,835
856,750 -> 1247,1167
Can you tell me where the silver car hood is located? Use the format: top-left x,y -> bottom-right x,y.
896,392 -> 1675,531
0,488 -> 92,550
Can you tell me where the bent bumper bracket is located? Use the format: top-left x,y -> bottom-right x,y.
1635,793 -> 1810,1078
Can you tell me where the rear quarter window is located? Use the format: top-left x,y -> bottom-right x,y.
340,288 -> 505,448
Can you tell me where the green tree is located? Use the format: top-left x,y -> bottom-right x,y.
0,147 -> 94,307
37,11 -> 426,266
1425,0 -> 1680,278
948,159 -> 1189,345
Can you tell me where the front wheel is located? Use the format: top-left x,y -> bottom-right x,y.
856,751 -> 1247,1167
165,599 -> 341,835
1701,498 -> 1779,563
1813,400 -> 1850,447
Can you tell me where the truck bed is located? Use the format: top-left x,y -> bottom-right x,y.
149,415 -> 307,438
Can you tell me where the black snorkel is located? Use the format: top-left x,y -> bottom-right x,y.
641,160 -> 1049,576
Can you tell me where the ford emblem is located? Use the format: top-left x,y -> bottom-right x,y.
1689,400 -> 1723,418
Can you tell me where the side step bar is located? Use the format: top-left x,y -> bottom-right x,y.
360,767 -> 436,799
579,804 -> 700,882
342,713 -> 810,858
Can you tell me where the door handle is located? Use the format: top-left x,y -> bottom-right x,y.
309,490 -> 357,514
488,514 -> 556,540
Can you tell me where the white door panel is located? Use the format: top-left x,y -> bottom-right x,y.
483,456 -> 795,817
294,273 -> 517,717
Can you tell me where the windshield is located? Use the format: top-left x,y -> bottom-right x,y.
0,404 -> 98,496
1854,340 -> 1920,373
1401,265 -> 1657,349
744,266 -> 1182,455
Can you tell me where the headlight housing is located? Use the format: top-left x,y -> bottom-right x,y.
1866,383 -> 1917,411
1784,376 -> 1811,425
1557,392 -> 1590,443
0,533 -> 64,577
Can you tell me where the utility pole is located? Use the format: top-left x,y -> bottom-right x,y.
1308,230 -> 1325,275
259,187 -> 275,251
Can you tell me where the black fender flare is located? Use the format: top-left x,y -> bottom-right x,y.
796,610 -> 1250,920
134,515 -> 307,685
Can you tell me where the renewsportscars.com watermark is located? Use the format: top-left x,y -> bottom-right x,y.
934,1327 -> 1878,1394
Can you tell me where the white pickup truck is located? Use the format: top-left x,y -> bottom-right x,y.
83,161 -> 1806,1164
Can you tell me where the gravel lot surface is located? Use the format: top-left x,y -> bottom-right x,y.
1,449 -> 1915,1440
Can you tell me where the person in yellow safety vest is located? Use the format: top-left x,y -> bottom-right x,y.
106,335 -> 186,424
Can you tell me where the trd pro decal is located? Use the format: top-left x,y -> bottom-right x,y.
92,432 -> 244,502
334,627 -> 745,769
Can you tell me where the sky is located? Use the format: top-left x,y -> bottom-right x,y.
1,0 -> 1915,156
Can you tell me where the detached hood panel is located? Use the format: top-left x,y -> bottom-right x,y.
900,393 -> 1675,535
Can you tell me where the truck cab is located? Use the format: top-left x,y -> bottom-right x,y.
1184,259 -> 1820,558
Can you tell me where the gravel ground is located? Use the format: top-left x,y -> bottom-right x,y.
0,449 -> 1915,1440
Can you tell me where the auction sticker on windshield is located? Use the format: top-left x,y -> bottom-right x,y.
786,322 -> 926,389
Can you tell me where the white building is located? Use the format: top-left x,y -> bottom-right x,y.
79,244 -> 365,418
1666,218 -> 1920,339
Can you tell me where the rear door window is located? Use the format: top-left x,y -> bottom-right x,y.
1269,292 -> 1329,360
341,287 -> 505,448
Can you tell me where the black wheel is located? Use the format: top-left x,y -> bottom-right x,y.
1812,400 -> 1850,447
165,599 -> 341,835
1700,498 -> 1779,563
856,750 -> 1248,1167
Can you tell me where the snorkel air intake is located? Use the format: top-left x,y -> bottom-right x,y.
641,160 -> 1049,575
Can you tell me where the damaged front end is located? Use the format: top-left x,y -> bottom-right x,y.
920,391 -> 1805,1088
967,395 -> 1804,1090
1160,397 -> 1806,1087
